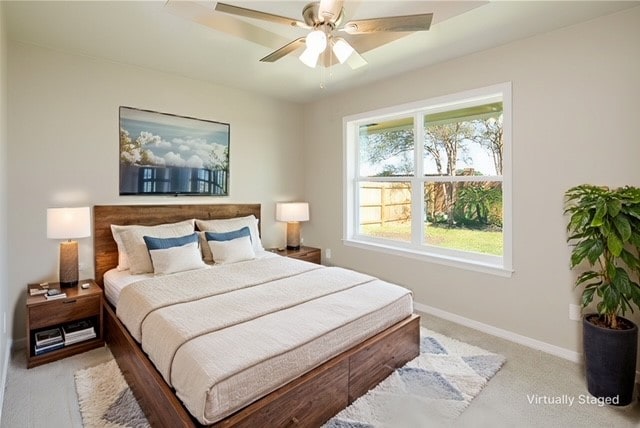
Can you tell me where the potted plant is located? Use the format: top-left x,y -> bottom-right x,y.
564,184 -> 640,406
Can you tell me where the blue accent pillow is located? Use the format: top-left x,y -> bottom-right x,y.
143,232 -> 199,250
205,227 -> 251,242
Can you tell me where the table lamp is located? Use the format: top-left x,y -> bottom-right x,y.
276,202 -> 309,250
47,207 -> 91,287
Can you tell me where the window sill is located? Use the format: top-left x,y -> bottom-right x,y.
343,238 -> 513,278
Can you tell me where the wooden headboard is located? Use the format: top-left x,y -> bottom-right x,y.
93,204 -> 261,287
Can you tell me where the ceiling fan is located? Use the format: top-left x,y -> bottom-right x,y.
214,0 -> 433,69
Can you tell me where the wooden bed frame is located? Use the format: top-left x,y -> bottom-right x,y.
93,204 -> 420,427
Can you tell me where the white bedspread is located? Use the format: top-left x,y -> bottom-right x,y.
116,256 -> 413,424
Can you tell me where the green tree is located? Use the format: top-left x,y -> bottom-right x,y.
424,122 -> 473,225
454,183 -> 502,227
473,115 -> 503,175
360,129 -> 414,176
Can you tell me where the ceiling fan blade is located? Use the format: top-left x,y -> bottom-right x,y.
346,49 -> 367,70
342,13 -> 433,34
260,37 -> 306,62
344,32 -> 408,55
166,1 -> 289,50
215,2 -> 309,29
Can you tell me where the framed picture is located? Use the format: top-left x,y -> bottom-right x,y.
119,106 -> 230,196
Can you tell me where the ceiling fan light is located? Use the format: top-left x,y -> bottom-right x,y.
332,38 -> 354,64
299,47 -> 321,68
305,29 -> 327,53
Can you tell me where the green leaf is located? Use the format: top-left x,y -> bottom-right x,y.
568,211 -> 589,234
586,239 -> 604,264
625,205 -> 640,221
612,268 -> 631,295
607,233 -> 624,257
612,214 -> 632,242
591,199 -> 607,227
620,249 -> 640,271
629,231 -> 640,248
576,271 -> 600,286
570,239 -> 599,268
582,287 -> 596,307
607,199 -> 622,217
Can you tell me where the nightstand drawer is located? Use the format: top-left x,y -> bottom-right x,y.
291,250 -> 321,264
29,295 -> 100,330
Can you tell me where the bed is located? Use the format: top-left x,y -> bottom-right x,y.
94,204 -> 420,427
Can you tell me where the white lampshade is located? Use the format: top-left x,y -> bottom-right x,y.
332,38 -> 354,64
47,207 -> 91,239
306,30 -> 327,53
276,202 -> 310,222
299,47 -> 321,68
300,30 -> 327,68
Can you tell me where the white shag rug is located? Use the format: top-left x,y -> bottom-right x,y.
75,328 -> 505,428
75,359 -> 149,428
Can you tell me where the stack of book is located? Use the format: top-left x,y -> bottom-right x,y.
28,285 -> 48,296
62,320 -> 96,346
44,291 -> 67,300
34,328 -> 64,355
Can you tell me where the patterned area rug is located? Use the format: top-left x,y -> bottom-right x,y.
324,328 -> 506,427
74,328 -> 504,428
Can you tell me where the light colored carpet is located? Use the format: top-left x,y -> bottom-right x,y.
74,327 -> 504,428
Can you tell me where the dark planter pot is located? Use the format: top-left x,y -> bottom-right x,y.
583,314 -> 638,406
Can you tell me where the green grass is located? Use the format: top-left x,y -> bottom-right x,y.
361,221 -> 503,255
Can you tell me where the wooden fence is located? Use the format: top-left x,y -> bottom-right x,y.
360,183 -> 411,225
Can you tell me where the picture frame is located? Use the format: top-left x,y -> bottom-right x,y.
119,106 -> 230,196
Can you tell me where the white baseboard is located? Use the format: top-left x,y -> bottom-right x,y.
414,302 -> 640,384
0,337 -> 12,424
414,302 -> 583,362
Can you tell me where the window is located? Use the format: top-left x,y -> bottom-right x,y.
344,83 -> 512,275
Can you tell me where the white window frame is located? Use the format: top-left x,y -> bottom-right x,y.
343,83 -> 513,277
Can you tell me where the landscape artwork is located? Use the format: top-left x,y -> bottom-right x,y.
119,106 -> 230,196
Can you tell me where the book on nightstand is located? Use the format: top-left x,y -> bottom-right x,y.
34,327 -> 64,355
62,320 -> 96,345
28,284 -> 49,296
35,328 -> 63,347
34,341 -> 65,355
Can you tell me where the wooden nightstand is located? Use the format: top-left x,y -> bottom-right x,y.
26,279 -> 104,368
275,246 -> 322,265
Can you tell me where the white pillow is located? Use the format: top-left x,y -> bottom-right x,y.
196,215 -> 263,255
110,224 -> 133,271
148,242 -> 206,275
118,219 -> 196,274
207,235 -> 256,264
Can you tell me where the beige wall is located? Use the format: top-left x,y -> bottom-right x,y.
0,0 -> 10,400
303,7 -> 640,359
6,42 -> 305,339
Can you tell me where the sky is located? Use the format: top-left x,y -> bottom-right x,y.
120,107 -> 229,169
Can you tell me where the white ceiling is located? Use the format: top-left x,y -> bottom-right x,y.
5,1 -> 638,104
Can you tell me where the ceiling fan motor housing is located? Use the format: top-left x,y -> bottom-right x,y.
302,2 -> 344,28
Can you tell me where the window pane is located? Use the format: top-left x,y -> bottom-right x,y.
424,103 -> 503,177
359,117 -> 414,177
424,181 -> 503,255
359,181 -> 411,242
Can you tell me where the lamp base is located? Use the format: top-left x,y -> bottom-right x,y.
286,222 -> 301,250
59,241 -> 79,288
60,280 -> 79,288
